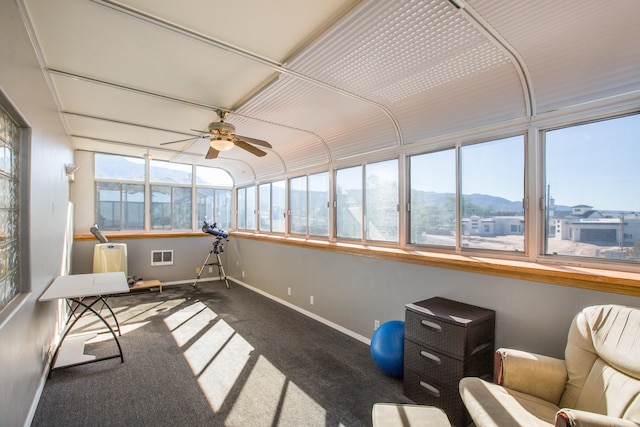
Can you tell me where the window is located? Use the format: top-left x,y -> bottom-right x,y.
195,166 -> 233,187
95,153 -> 145,181
336,166 -> 362,239
151,186 -> 191,230
308,172 -> 329,237
271,181 -> 286,233
409,149 -> 456,247
237,185 -> 258,231
336,161 -> 398,242
95,154 -> 145,230
365,159 -> 398,242
289,173 -> 329,237
0,105 -> 21,312
257,180 -> 285,233
245,186 -> 256,230
214,189 -> 232,230
258,183 -> 271,232
237,187 -> 246,230
290,176 -> 307,235
460,136 -> 525,252
149,160 -> 193,230
196,166 -> 233,230
96,182 -> 144,230
544,114 -> 640,264
408,137 -> 524,252
150,159 -> 192,185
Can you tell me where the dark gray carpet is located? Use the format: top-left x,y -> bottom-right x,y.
31,281 -> 410,426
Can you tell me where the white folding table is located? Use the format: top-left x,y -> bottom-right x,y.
39,272 -> 129,376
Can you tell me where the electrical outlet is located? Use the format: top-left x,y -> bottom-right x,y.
374,320 -> 380,330
209,266 -> 213,273
310,295 -> 314,305
242,270 -> 245,278
287,287 -> 291,296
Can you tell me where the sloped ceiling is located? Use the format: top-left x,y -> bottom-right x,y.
19,0 -> 640,185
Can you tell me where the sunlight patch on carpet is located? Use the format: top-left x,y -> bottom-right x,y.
197,332 -> 253,411
226,355 -> 287,425
164,301 -> 214,347
183,317 -> 235,375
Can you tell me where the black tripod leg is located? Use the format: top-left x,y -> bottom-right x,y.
216,253 -> 230,289
193,249 -> 213,287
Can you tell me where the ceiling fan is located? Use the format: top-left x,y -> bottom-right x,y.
161,110 -> 272,159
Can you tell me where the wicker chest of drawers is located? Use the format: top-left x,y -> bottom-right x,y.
403,297 -> 495,427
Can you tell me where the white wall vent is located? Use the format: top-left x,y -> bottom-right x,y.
151,250 -> 173,266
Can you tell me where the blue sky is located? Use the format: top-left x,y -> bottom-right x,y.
411,115 -> 640,212
546,114 -> 640,212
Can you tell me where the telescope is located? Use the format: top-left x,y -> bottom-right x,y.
202,221 -> 229,239
194,221 -> 230,288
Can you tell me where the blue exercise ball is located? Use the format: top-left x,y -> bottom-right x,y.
370,320 -> 405,378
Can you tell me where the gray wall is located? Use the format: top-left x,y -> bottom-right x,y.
73,233 -> 640,360
223,237 -> 640,359
0,2 -> 75,426
73,236 -> 224,283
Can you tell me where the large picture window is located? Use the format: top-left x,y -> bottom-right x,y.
544,114 -> 640,263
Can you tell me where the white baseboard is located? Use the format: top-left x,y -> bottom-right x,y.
227,276 -> 371,346
25,344 -> 54,427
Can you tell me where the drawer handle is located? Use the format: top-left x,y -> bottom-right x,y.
420,319 -> 442,332
471,342 -> 491,356
419,381 -> 441,397
420,350 -> 441,365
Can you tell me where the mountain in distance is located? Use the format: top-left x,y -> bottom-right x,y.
412,191 -> 572,213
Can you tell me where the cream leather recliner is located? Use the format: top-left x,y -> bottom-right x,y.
459,304 -> 640,427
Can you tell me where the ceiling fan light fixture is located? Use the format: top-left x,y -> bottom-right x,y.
210,137 -> 234,151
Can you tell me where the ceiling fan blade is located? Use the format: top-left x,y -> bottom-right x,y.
160,136 -> 197,145
234,139 -> 267,157
205,147 -> 220,159
237,134 -> 272,149
191,129 -> 211,135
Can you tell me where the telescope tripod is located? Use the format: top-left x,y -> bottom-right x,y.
192,238 -> 229,289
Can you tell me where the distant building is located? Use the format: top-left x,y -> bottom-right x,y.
553,205 -> 640,247
462,215 -> 523,237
